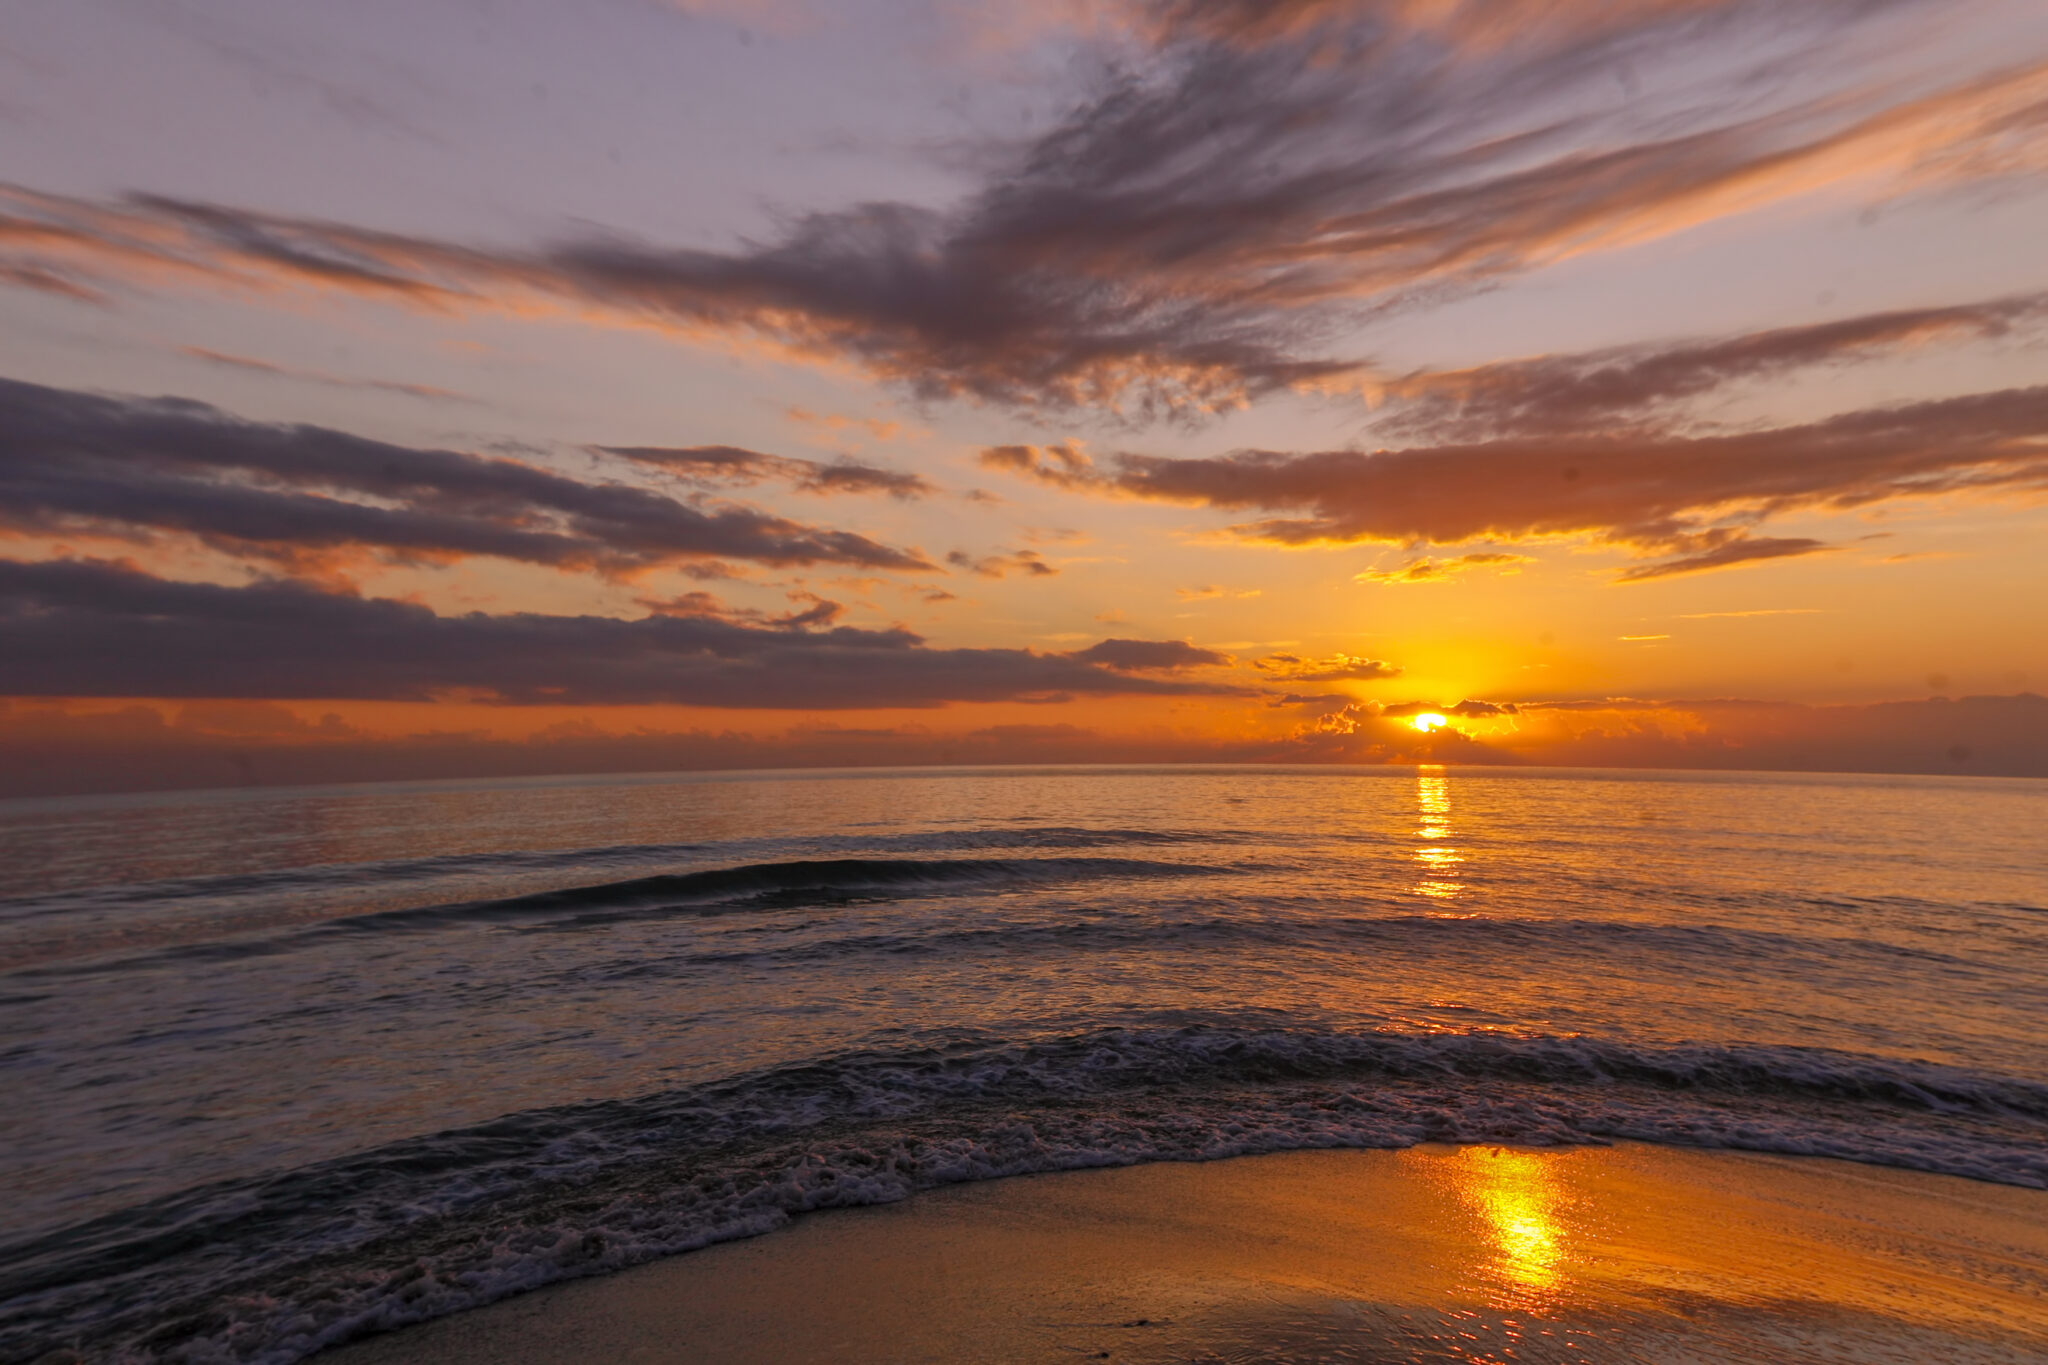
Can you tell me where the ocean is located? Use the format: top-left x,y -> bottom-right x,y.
1,764 -> 2043,1363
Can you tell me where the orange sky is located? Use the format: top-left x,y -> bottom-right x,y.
3,0 -> 2046,795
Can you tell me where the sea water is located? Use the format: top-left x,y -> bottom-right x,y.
0,765 -> 2043,1362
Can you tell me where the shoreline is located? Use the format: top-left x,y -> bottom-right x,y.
317,1142 -> 2048,1364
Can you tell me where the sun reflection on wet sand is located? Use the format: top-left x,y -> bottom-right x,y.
1453,1146 -> 1569,1313
319,1144 -> 2048,1365
1411,765 -> 1466,903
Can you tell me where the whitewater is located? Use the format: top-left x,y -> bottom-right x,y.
1,764 -> 2042,1363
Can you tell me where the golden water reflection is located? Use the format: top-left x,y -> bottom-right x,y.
1411,766 -> 1465,901
1454,1147 -> 1567,1305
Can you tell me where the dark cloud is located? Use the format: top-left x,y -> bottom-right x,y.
635,588 -> 847,630
0,559 -> 1251,708
1614,535 -> 1829,581
1253,651 -> 1402,682
1065,637 -> 1230,671
978,299 -> 2048,576
0,375 -> 932,576
1037,384 -> 2048,576
601,444 -> 933,499
1373,292 -> 2048,441
4,3 -> 2031,414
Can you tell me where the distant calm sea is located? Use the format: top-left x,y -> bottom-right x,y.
1,765 -> 2044,1363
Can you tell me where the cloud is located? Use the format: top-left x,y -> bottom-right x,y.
971,297 -> 2048,576
1064,637 -> 1229,670
946,547 -> 1057,578
1614,535 -> 1829,581
1355,551 -> 1532,584
600,444 -> 933,498
5,5 -> 2038,415
0,374 -> 933,577
1372,291 -> 2048,441
1266,691 -> 1355,715
1493,692 -> 2048,776
1677,608 -> 1823,618
0,260 -> 108,303
979,443 -> 1100,487
1052,384 -> 2048,576
179,347 -> 476,404
0,558 -> 1253,708
1253,651 -> 1402,682
635,587 -> 846,630
8,689 -> 2045,799
1020,526 -> 1090,545
781,406 -> 906,442
1382,698 -> 1519,718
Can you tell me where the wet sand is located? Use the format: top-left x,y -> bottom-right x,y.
320,1143 -> 2048,1363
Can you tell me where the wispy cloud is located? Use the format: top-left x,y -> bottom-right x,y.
0,375 -> 934,579
1677,608 -> 1824,618
1355,552 -> 1532,584
3,4 -> 2040,415
985,381 -> 2048,577
0,261 -> 108,303
946,547 -> 1057,578
780,406 -> 907,443
180,346 -> 477,404
601,444 -> 934,499
1614,536 -> 1829,581
1369,291 -> 2048,442
1252,651 -> 1402,682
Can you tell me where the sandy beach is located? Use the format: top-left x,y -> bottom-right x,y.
319,1143 -> 2048,1364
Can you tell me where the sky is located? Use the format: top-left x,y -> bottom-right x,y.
3,0 -> 2048,796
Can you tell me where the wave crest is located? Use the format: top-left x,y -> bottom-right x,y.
5,1024 -> 2044,1364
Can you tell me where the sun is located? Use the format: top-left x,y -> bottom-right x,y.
1411,712 -> 1449,733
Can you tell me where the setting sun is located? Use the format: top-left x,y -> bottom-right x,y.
1411,713 -> 1450,733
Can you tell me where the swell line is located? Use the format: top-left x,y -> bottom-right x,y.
15,856 -> 1244,976
0,826 -> 1245,919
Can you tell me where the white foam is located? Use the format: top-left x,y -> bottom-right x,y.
14,1026 -> 2045,1364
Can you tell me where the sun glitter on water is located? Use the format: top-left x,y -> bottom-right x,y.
1411,712 -> 1449,732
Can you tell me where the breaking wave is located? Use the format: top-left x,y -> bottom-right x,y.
5,1024 -> 2044,1364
